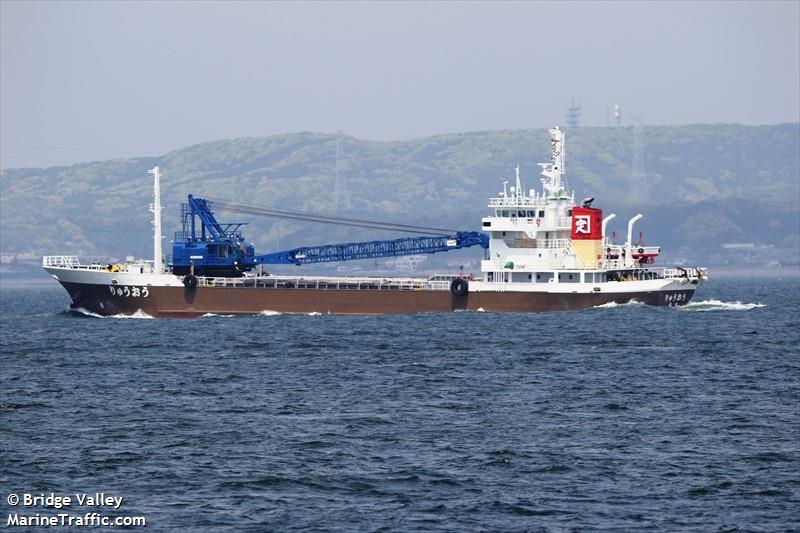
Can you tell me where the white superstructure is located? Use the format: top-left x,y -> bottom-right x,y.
471,126 -> 704,293
480,127 -> 577,279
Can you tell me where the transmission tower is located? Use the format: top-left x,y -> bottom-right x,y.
630,116 -> 648,203
565,98 -> 581,129
334,131 -> 351,212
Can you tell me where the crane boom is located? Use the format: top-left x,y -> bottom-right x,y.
254,232 -> 489,266
170,195 -> 487,276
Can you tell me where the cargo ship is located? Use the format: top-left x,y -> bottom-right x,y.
43,127 -> 705,317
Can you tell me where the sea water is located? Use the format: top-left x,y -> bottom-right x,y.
1,274 -> 798,530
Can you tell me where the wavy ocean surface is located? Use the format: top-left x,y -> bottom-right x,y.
1,275 -> 798,531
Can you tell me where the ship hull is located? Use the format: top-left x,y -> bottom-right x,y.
57,279 -> 697,317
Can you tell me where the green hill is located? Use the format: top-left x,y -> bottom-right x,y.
2,124 -> 798,268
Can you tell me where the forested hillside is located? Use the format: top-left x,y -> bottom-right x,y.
2,123 -> 798,268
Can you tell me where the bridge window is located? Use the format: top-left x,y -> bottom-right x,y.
535,272 -> 554,283
539,210 -> 545,217
586,273 -> 608,283
558,272 -> 579,283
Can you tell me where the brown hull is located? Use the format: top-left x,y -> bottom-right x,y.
60,281 -> 696,317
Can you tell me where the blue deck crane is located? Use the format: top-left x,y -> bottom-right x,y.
170,195 -> 488,277
170,195 -> 256,277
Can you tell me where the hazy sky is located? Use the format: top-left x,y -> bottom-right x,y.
1,0 -> 798,169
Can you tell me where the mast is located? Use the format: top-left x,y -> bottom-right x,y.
148,166 -> 163,275
539,126 -> 566,197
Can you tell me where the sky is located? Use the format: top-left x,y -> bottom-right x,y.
1,0 -> 798,169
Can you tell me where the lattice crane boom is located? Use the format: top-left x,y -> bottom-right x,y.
170,196 -> 488,276
254,232 -> 489,266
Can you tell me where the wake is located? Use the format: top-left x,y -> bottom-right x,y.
67,307 -> 154,319
592,300 -> 645,309
680,299 -> 766,312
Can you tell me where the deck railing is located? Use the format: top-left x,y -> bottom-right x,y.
195,275 -> 451,292
538,238 -> 571,249
488,197 -> 545,208
42,256 -> 118,271
489,216 -> 571,229
42,255 -> 82,268
605,267 -> 705,281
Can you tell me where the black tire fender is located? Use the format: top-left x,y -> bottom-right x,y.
450,277 -> 468,297
183,274 -> 198,288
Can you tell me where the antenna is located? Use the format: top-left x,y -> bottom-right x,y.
147,166 -> 163,275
